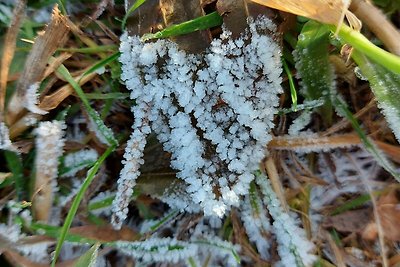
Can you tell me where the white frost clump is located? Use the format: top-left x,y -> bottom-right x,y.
24,83 -> 48,115
115,15 -> 282,227
62,148 -> 98,177
239,191 -> 271,260
0,122 -> 17,152
35,121 -> 66,180
116,238 -> 198,264
256,173 -> 316,266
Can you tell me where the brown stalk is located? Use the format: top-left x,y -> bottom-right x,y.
0,0 -> 26,118
9,71 -> 97,139
350,0 -> 400,56
264,156 -> 288,211
269,133 -> 400,164
6,5 -> 70,125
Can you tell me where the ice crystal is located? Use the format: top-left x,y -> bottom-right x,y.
115,15 -> 282,227
0,122 -> 17,152
33,120 -> 66,221
256,173 -> 316,266
34,121 -> 66,179
24,83 -> 48,115
239,188 -> 271,260
116,238 -> 198,264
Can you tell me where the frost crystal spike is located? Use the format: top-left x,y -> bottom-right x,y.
114,15 -> 282,228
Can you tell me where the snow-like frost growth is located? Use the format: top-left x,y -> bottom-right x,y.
256,173 -> 316,266
0,122 -> 17,152
24,83 -> 48,115
35,121 -> 66,179
115,15 -> 282,227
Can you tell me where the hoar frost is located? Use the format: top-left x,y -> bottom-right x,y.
114,15 -> 282,228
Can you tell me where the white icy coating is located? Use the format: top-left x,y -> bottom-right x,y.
62,148 -> 98,177
115,15 -> 282,227
24,83 -> 48,115
288,110 -> 312,136
117,238 -> 198,263
0,122 -> 17,152
35,120 -> 66,182
256,173 -> 316,267
239,190 -> 271,260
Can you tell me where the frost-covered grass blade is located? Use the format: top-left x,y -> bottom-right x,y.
56,64 -> 118,146
351,50 -> 400,143
333,96 -> 400,182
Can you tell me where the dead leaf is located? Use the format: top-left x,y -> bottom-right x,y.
6,5 -> 70,125
69,225 -> 140,242
323,208 -> 371,233
363,188 -> 400,241
0,0 -> 26,115
250,0 -> 345,25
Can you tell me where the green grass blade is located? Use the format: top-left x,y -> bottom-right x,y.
58,45 -> 117,53
333,96 -> 400,182
330,194 -> 371,215
73,243 -> 100,267
294,20 -> 333,126
85,92 -> 129,100
30,223 -> 98,243
330,24 -> 400,74
282,58 -> 298,110
351,49 -> 400,143
122,0 -> 147,29
4,151 -> 24,201
51,145 -> 115,267
149,210 -> 179,232
79,52 -> 121,82
56,64 -> 118,146
141,11 -> 223,41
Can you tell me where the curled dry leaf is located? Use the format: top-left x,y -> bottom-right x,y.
362,188 -> 400,241
250,0 -> 345,25
6,5 -> 70,125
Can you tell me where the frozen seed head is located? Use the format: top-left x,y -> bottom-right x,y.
116,15 -> 282,223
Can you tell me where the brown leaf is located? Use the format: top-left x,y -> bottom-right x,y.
250,0 -> 345,25
69,225 -> 140,242
362,189 -> 400,241
0,0 -> 26,116
217,0 -> 276,39
323,208 -> 371,233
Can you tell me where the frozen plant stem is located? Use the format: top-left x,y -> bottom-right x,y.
33,121 -> 65,222
255,172 -> 316,266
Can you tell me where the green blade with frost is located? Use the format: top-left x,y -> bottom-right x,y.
56,64 -> 118,146
351,49 -> 400,143
294,20 -> 333,126
73,243 -> 100,267
333,96 -> 400,182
